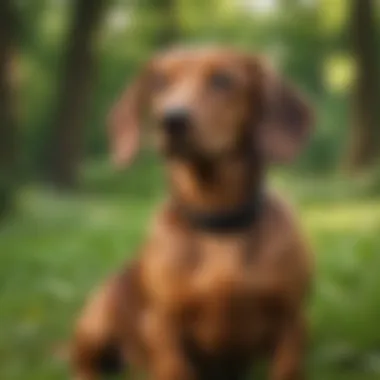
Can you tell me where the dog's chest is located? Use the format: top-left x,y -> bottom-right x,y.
146,233 -> 287,350
186,237 -> 286,350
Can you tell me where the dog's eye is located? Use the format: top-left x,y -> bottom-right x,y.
209,72 -> 234,91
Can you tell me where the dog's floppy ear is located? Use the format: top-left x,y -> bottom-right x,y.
257,62 -> 314,163
108,64 -> 151,167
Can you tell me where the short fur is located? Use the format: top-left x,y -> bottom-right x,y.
71,47 -> 314,380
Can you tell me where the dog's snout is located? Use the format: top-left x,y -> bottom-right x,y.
162,108 -> 191,136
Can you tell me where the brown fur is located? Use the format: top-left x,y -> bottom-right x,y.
72,47 -> 314,380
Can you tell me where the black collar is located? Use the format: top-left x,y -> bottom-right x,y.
176,191 -> 264,233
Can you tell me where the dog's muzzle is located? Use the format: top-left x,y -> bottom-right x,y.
162,108 -> 191,139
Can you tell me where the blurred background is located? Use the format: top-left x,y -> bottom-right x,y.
0,0 -> 380,379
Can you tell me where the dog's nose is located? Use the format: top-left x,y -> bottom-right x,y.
162,108 -> 191,137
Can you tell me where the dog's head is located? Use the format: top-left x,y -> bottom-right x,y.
109,47 -> 313,166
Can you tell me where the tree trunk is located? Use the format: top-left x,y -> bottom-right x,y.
47,0 -> 107,188
344,0 -> 380,171
0,0 -> 18,217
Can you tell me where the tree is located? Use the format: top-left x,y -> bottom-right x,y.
47,0 -> 107,188
0,0 -> 18,217
138,0 -> 179,47
344,0 -> 380,171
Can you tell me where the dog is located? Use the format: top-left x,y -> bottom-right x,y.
71,46 -> 314,380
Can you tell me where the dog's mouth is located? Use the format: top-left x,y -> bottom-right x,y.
159,123 -> 201,160
161,129 -> 245,165
164,134 -> 200,160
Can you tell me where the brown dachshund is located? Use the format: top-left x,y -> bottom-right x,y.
72,47 -> 314,380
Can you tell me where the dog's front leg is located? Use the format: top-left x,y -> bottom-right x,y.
144,311 -> 194,380
269,312 -> 307,380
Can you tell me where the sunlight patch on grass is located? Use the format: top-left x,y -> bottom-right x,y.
304,201 -> 380,232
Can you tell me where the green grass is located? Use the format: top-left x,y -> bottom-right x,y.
1,157 -> 380,379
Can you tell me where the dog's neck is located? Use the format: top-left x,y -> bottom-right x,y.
166,149 -> 263,231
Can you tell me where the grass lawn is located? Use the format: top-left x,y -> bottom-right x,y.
1,157 -> 380,379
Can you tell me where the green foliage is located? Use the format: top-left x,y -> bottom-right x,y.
18,0 -> 70,174
296,94 -> 349,173
19,0 -> 353,174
